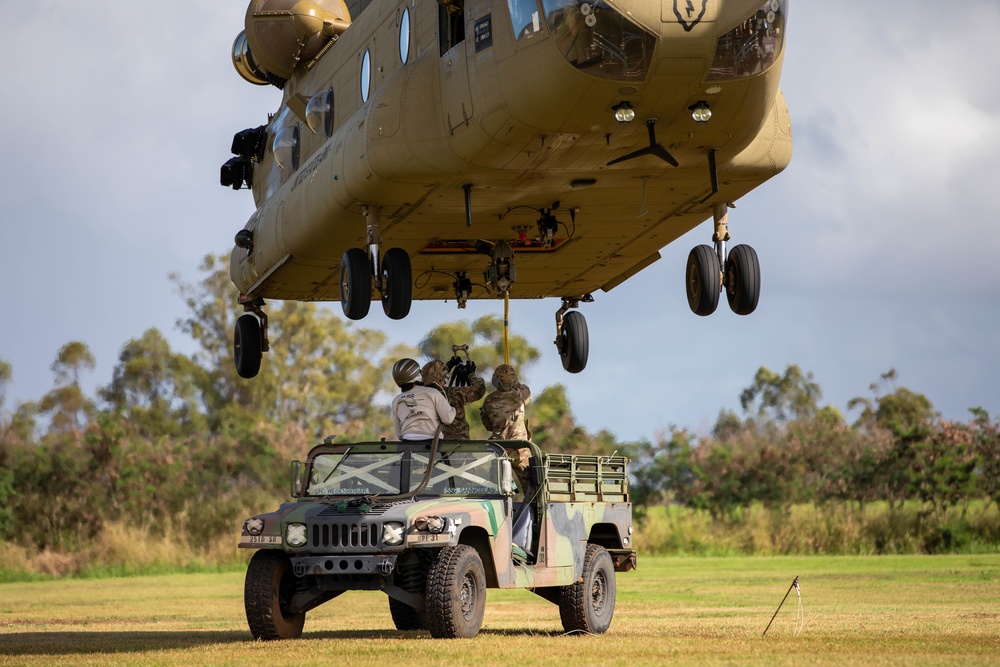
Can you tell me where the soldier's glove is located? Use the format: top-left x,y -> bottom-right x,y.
446,355 -> 463,371
453,364 -> 469,387
466,360 -> 476,374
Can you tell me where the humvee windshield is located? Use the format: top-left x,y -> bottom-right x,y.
306,442 -> 506,498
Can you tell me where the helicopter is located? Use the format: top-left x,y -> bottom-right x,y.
221,0 -> 792,378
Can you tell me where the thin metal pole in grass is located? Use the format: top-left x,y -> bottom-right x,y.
762,575 -> 802,637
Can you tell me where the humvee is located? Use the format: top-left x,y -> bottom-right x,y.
239,437 -> 636,639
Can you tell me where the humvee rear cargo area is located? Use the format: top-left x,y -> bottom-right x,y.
239,438 -> 636,639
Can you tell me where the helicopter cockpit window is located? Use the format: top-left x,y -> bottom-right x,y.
508,0 -> 543,41
708,0 -> 787,81
541,0 -> 655,81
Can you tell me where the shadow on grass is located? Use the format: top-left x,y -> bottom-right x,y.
1,630 -> 250,655
304,628 -> 571,639
2,626 -> 571,654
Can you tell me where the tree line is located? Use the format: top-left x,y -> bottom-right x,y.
628,367 -> 1000,552
1,255 -> 998,571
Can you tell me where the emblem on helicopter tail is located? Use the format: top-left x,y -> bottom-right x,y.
673,0 -> 708,32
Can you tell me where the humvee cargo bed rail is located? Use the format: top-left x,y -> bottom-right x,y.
543,454 -> 629,502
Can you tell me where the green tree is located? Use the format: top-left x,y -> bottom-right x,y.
38,341 -> 96,433
101,328 -> 205,437
849,371 -> 937,510
911,420 -> 978,523
262,300 -> 390,438
172,254 -> 257,422
173,254 -> 393,439
0,358 -> 11,413
739,365 -> 822,423
626,428 -> 698,507
969,408 -> 1000,512
528,384 -> 589,453
0,359 -> 13,535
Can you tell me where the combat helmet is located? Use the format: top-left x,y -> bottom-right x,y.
421,360 -> 448,387
491,364 -> 518,390
392,358 -> 421,387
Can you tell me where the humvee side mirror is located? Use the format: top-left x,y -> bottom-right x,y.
290,460 -> 305,498
499,460 -> 514,496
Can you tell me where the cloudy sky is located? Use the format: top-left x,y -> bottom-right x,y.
2,1 -> 998,442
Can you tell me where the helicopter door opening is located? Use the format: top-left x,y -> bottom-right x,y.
439,0 -> 473,132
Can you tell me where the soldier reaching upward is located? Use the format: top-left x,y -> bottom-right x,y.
479,364 -> 531,440
421,358 -> 485,440
480,363 -> 533,493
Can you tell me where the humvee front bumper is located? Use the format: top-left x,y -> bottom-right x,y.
291,554 -> 398,577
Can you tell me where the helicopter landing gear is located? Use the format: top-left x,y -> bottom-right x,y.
341,205 -> 412,321
685,202 -> 760,317
234,297 -> 269,379
555,295 -> 592,373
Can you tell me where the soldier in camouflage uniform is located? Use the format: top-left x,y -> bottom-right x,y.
480,364 -> 531,439
480,364 -> 532,489
421,359 -> 486,440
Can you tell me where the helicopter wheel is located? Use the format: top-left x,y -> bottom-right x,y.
724,244 -> 760,315
559,310 -> 589,373
234,313 -> 262,379
381,247 -> 412,320
340,247 -> 372,320
685,245 -> 721,316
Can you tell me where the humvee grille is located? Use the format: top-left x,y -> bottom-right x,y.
310,522 -> 380,550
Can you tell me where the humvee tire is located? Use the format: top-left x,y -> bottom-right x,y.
559,543 -> 616,634
245,550 -> 305,640
388,597 -> 425,631
425,545 -> 487,638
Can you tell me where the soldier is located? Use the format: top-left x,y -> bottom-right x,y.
480,364 -> 533,489
421,358 -> 485,440
390,358 -> 455,440
480,364 -> 531,439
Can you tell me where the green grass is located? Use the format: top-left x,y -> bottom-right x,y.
1,554 -> 998,666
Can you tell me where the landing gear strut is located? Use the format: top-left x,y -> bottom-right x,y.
341,205 -> 412,321
685,202 -> 760,317
555,295 -> 592,373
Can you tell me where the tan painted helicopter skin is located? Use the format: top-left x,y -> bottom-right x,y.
224,0 -> 791,375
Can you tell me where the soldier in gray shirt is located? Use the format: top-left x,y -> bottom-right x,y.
390,358 -> 455,440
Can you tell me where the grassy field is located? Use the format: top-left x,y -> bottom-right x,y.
1,554 -> 998,666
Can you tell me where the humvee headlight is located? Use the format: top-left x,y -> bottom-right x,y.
285,523 -> 308,547
414,515 -> 447,534
382,522 -> 405,546
244,517 -> 264,536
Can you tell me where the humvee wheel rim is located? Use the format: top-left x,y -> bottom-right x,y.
460,571 -> 479,620
591,570 -> 608,615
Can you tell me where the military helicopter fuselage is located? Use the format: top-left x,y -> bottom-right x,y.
222,0 -> 791,378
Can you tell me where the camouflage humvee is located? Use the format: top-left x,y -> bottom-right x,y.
239,438 -> 636,639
